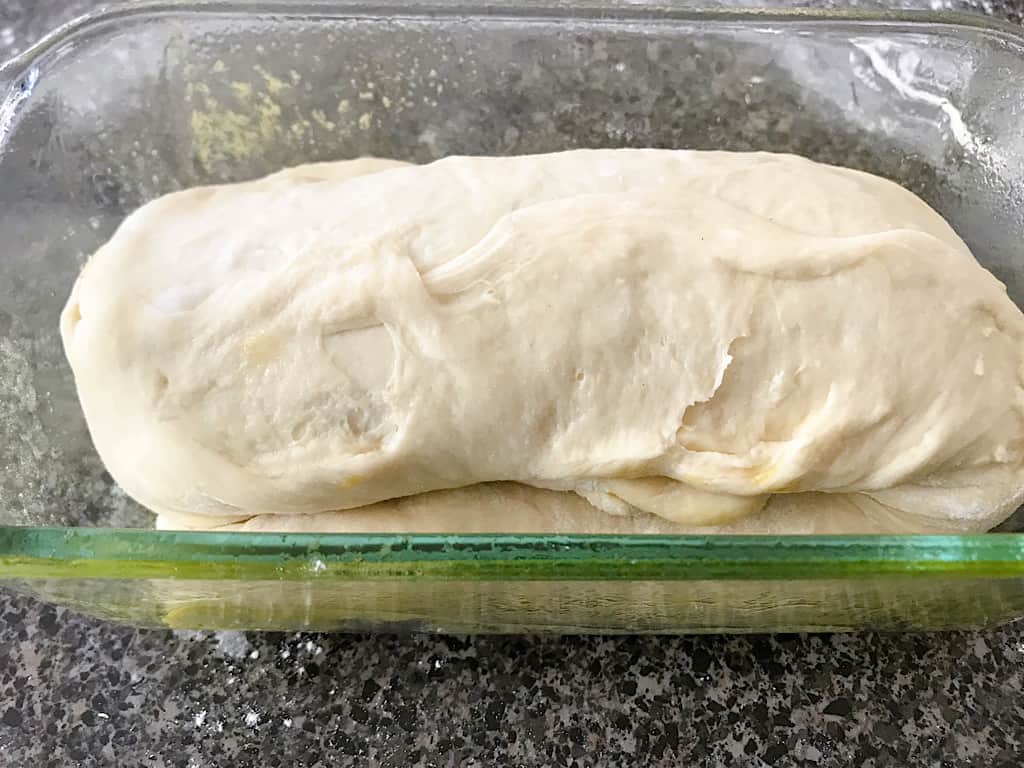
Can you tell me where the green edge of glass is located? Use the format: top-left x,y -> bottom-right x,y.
4,527 -> 1024,581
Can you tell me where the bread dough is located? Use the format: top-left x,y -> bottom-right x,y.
61,150 -> 1024,533
154,482 -> 957,535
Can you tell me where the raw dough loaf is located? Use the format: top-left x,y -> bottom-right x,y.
61,150 -> 1024,533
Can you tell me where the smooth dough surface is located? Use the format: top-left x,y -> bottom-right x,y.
61,150 -> 1024,533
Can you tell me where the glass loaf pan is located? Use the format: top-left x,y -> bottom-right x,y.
2,1 -> 1024,632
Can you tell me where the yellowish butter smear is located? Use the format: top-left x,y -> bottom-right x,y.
60,150 -> 1024,534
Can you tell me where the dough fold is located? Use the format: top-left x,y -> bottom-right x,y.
61,150 -> 1024,533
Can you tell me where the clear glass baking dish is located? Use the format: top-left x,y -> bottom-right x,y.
2,0 -> 1024,633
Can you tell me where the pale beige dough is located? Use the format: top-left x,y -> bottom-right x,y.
61,150 -> 1024,533
154,482 -> 956,535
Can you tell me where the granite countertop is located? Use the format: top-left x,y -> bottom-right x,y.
2,2 -> 1024,766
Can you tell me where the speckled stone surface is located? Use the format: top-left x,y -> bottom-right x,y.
3,2 -> 1024,767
